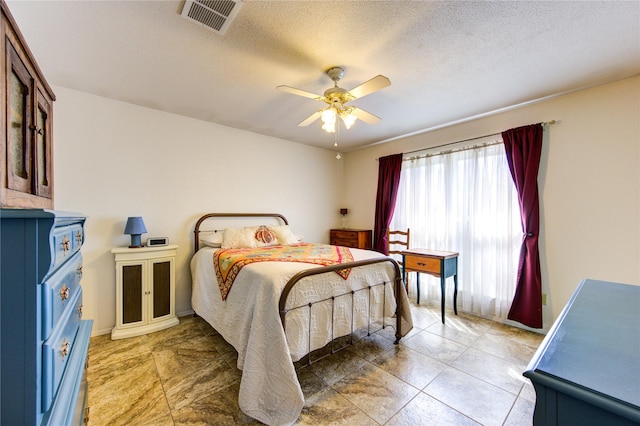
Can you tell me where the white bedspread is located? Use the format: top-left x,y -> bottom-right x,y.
190,245 -> 413,426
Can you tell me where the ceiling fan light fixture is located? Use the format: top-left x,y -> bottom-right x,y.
278,67 -> 390,138
340,111 -> 357,129
321,108 -> 337,133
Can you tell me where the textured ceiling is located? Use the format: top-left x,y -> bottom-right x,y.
6,0 -> 640,152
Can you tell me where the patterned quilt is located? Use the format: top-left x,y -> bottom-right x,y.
213,243 -> 354,300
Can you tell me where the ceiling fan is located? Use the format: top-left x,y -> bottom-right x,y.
277,67 -> 391,133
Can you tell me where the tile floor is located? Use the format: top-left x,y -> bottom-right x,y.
87,301 -> 544,425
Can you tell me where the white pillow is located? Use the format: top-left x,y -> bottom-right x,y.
200,232 -> 223,248
270,225 -> 300,245
221,227 -> 250,249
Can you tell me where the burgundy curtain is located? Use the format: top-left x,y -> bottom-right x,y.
373,153 -> 403,254
503,123 -> 543,328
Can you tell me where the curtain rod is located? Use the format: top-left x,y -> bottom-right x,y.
379,120 -> 556,159
402,132 -> 501,156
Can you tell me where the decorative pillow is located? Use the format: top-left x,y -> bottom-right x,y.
245,226 -> 278,247
200,232 -> 223,248
256,225 -> 277,246
270,225 -> 300,245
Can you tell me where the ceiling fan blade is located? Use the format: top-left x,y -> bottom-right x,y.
350,107 -> 382,125
298,110 -> 323,127
277,85 -> 324,100
346,75 -> 391,99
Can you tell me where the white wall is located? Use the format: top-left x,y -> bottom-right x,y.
52,86 -> 344,335
52,77 -> 640,335
342,76 -> 640,331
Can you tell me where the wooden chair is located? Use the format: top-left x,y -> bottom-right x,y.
387,229 -> 410,290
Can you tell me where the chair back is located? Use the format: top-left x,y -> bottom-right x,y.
387,229 -> 410,263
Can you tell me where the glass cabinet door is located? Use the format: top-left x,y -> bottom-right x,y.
6,41 -> 32,194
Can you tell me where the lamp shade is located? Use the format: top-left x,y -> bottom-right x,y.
340,112 -> 357,129
124,217 -> 147,234
321,108 -> 337,133
124,217 -> 147,248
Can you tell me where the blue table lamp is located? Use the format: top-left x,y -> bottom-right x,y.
124,216 -> 147,248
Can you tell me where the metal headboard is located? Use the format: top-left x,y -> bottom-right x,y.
193,213 -> 289,252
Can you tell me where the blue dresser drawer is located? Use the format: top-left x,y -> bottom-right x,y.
51,224 -> 84,274
42,287 -> 83,411
43,320 -> 93,426
42,252 -> 83,339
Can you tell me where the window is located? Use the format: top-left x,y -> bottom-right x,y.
390,139 -> 521,320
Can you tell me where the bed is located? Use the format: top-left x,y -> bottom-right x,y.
190,213 -> 413,425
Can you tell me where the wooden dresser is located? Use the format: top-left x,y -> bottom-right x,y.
329,229 -> 372,249
1,1 -> 56,209
1,209 -> 93,425
524,279 -> 639,425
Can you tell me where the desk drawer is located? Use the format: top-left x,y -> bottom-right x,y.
405,256 -> 440,275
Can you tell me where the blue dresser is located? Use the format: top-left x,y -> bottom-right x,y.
1,209 -> 93,425
524,279 -> 640,425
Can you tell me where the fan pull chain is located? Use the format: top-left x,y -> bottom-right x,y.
335,120 -> 342,159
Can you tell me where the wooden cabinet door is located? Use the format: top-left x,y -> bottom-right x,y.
121,264 -> 143,325
34,88 -> 52,198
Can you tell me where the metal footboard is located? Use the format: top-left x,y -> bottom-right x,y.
278,257 -> 403,365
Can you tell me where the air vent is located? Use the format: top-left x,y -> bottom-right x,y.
180,0 -> 243,35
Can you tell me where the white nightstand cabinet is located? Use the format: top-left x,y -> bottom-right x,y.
111,245 -> 179,339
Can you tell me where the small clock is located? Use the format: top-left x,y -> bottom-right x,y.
146,237 -> 169,247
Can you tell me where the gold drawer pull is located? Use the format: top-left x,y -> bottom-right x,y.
84,406 -> 90,424
62,236 -> 70,254
60,339 -> 70,360
77,265 -> 83,275
417,262 -> 426,266
60,284 -> 70,301
76,230 -> 83,244
77,303 -> 83,318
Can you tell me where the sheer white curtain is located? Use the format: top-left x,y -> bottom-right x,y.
390,141 -> 521,321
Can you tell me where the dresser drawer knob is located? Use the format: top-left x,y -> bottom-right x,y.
417,262 -> 426,266
60,284 -> 70,301
62,236 -> 70,254
77,265 -> 83,275
76,230 -> 83,244
77,303 -> 83,318
60,339 -> 70,360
